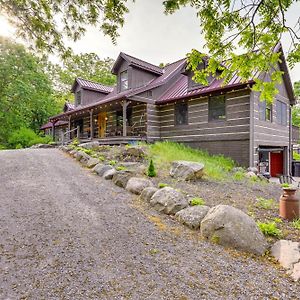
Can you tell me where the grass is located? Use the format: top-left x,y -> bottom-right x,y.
190,197 -> 206,206
257,221 -> 282,237
255,197 -> 277,210
292,218 -> 300,230
158,183 -> 169,188
148,141 -> 235,180
233,171 -> 245,181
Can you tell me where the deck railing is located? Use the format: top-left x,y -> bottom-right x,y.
61,126 -> 80,145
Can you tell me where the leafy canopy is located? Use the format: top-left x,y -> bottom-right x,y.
0,37 -> 61,145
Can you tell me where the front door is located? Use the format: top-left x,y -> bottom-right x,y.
98,112 -> 107,138
270,151 -> 284,177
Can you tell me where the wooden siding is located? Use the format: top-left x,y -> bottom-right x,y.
155,89 -> 251,166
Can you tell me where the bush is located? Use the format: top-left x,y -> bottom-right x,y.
148,159 -> 157,177
292,218 -> 300,230
190,197 -> 206,206
293,151 -> 300,161
158,183 -> 168,188
8,128 -> 52,149
233,171 -> 245,181
257,221 -> 282,237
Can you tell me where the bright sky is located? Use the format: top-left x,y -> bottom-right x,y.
0,0 -> 299,82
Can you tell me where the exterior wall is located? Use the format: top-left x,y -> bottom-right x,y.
251,83 -> 291,173
292,125 -> 300,144
82,89 -> 107,105
131,67 -> 158,89
147,103 -> 161,142
156,89 -> 251,166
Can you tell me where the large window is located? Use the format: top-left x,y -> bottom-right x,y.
259,100 -> 272,122
76,91 -> 81,106
276,100 -> 287,126
175,102 -> 188,125
208,95 -> 226,121
116,107 -> 133,126
120,70 -> 129,91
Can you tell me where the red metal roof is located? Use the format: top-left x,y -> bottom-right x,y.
40,120 -> 68,130
112,52 -> 163,75
72,78 -> 114,94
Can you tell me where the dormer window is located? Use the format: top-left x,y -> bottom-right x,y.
76,91 -> 81,106
120,70 -> 128,91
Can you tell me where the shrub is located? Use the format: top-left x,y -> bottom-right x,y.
257,221 -> 282,237
293,151 -> 300,161
190,197 -> 206,206
109,160 -> 117,166
158,183 -> 169,188
281,183 -> 291,188
0,144 -> 6,150
255,197 -> 277,210
233,171 -> 245,181
148,159 -> 157,177
292,218 -> 300,230
116,166 -> 127,171
71,138 -> 79,146
8,128 -> 52,149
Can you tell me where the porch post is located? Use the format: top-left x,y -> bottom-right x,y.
68,115 -> 71,140
122,100 -> 129,137
52,120 -> 56,141
90,109 -> 94,140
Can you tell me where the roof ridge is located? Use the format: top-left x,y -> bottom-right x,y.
121,52 -> 163,71
77,77 -> 114,88
163,57 -> 186,68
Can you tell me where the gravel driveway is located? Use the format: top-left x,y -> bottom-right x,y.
0,148 -> 299,299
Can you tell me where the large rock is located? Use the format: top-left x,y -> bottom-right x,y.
69,150 -> 77,157
93,164 -> 113,176
170,161 -> 204,181
140,187 -> 159,202
175,206 -> 210,230
200,205 -> 267,255
150,187 -> 188,215
119,146 -> 147,161
103,169 -> 116,180
78,151 -> 91,164
85,157 -> 100,168
79,141 -> 99,149
247,167 -> 258,174
245,171 -> 257,178
126,177 -> 153,195
31,143 -> 55,149
271,240 -> 300,281
112,171 -> 134,188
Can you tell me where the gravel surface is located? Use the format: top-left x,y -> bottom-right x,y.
0,148 -> 299,299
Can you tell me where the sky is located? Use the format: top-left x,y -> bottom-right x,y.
0,0 -> 299,82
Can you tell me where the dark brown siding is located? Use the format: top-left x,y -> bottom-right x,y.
156,89 -> 251,166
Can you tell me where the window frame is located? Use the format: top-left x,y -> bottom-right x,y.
259,100 -> 272,122
76,90 -> 81,106
208,95 -> 226,122
120,70 -> 129,92
174,102 -> 188,126
276,100 -> 287,126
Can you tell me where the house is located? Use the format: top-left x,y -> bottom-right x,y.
46,45 -> 296,176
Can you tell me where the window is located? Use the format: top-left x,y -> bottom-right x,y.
276,100 -> 287,126
146,90 -> 153,97
120,70 -> 128,91
76,91 -> 81,105
175,102 -> 188,125
259,100 -> 272,122
116,107 -> 133,126
208,95 -> 226,121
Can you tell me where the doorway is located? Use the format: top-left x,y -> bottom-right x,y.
98,112 -> 107,138
270,151 -> 284,177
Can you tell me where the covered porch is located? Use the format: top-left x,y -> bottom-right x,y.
50,98 -> 148,144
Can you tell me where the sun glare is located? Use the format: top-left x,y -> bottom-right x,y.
0,16 -> 15,38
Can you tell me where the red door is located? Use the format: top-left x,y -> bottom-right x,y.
270,151 -> 284,177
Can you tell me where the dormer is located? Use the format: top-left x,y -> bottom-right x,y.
111,52 -> 163,93
71,78 -> 113,107
183,58 -> 216,92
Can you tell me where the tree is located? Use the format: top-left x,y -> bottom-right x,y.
0,37 -> 61,145
1,1 -> 300,102
292,81 -> 300,127
46,53 -> 116,103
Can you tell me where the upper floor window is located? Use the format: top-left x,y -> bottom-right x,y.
76,91 -> 81,106
208,95 -> 226,121
175,102 -> 188,125
276,100 -> 287,126
259,100 -> 272,122
120,70 -> 128,91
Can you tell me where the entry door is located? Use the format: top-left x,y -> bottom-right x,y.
270,151 -> 284,177
98,112 -> 107,138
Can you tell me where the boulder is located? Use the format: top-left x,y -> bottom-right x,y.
69,150 -> 77,157
150,187 -> 188,215
126,177 -> 153,195
93,164 -> 114,176
140,187 -> 159,202
78,141 -> 99,149
112,171 -> 134,188
118,162 -> 147,175
119,146 -> 147,161
103,169 -> 116,180
232,167 -> 244,173
170,161 -> 204,181
59,146 -> 69,152
200,205 -> 267,255
175,205 -> 210,230
85,157 -> 100,168
78,151 -> 91,164
247,167 -> 258,174
31,143 -> 55,149
271,240 -> 300,280
245,171 -> 257,178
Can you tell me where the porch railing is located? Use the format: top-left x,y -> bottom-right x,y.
61,126 -> 80,145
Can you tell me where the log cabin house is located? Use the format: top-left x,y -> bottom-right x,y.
44,45 -> 297,177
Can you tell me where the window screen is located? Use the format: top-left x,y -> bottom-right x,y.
208,95 -> 226,121
175,102 -> 188,125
